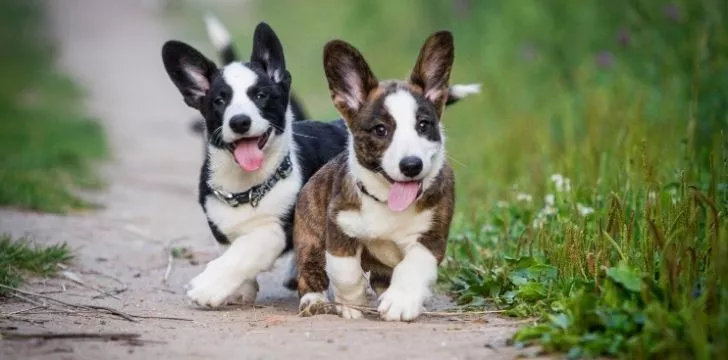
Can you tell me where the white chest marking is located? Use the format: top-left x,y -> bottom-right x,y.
336,196 -> 432,267
205,159 -> 302,241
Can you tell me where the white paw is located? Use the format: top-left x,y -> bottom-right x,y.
336,304 -> 363,319
186,259 -> 243,308
298,292 -> 331,316
229,279 -> 259,305
377,287 -> 425,322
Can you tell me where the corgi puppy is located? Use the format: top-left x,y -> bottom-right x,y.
294,31 -> 457,321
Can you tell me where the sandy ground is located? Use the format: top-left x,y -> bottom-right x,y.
0,1 -> 531,359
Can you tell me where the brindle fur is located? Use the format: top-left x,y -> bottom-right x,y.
295,31 -> 456,317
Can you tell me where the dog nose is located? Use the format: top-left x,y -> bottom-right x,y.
229,115 -> 251,134
399,156 -> 423,178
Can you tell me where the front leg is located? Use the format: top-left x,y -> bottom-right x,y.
324,218 -> 369,319
187,225 -> 286,308
377,241 -> 439,322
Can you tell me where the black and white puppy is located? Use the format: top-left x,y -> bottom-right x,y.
188,14 -> 310,135
162,19 -> 480,308
163,23 -> 347,307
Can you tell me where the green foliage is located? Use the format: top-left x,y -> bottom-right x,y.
0,234 -> 73,294
175,0 -> 728,358
0,0 -> 107,213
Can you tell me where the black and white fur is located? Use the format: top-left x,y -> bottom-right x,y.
163,22 -> 347,307
162,17 -> 480,308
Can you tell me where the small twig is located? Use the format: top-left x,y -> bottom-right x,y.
128,315 -> 193,322
162,253 -> 174,284
309,302 -> 506,318
7,292 -> 46,307
0,284 -> 78,309
81,305 -> 137,322
15,310 -> 192,322
0,284 -> 190,323
0,306 -> 45,317
0,331 -> 140,341
61,272 -> 121,300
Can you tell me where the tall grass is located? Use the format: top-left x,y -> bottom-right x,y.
0,0 -> 107,213
173,0 -> 727,357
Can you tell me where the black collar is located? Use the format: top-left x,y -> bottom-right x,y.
210,154 -> 293,208
356,181 -> 386,203
356,180 -> 426,205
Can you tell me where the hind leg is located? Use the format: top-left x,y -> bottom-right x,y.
282,255 -> 298,291
361,248 -> 393,297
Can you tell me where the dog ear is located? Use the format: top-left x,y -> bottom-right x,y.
409,31 -> 454,117
162,41 -> 218,109
323,40 -> 378,122
250,22 -> 289,86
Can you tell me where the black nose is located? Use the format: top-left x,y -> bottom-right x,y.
229,115 -> 251,134
399,156 -> 423,178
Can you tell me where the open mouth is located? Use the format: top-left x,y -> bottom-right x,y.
229,127 -> 273,172
377,171 -> 423,212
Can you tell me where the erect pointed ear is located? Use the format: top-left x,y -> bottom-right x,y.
250,22 -> 289,86
162,40 -> 218,109
408,31 -> 454,117
323,40 -> 379,122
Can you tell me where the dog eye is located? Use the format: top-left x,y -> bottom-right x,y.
213,96 -> 225,106
254,91 -> 268,100
417,120 -> 429,132
372,125 -> 387,137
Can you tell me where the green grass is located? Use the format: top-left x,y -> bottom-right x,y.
171,0 -> 727,358
0,0 -> 107,213
0,234 -> 73,295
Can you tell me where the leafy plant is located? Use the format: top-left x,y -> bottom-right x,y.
0,234 -> 73,294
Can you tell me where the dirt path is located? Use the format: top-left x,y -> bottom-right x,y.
0,1 -> 525,359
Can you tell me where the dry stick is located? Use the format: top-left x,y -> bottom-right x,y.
0,284 -> 81,309
83,268 -> 129,297
0,284 -> 138,323
63,275 -> 121,300
128,314 -> 193,322
81,305 -> 138,322
0,331 -> 140,341
319,302 -> 506,317
7,292 -> 46,307
162,253 -> 174,284
0,306 -> 45,317
15,310 -> 192,322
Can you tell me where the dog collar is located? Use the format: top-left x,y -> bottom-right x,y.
211,154 -> 293,208
356,181 -> 425,205
356,181 -> 386,203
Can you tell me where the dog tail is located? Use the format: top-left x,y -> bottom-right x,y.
204,12 -> 237,64
446,83 -> 482,106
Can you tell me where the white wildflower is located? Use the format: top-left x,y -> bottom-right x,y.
543,205 -> 557,215
516,192 -> 533,203
647,191 -> 657,205
669,188 -> 678,204
532,215 -> 546,229
550,173 -> 571,192
545,194 -> 555,206
482,224 -> 496,233
577,203 -> 594,217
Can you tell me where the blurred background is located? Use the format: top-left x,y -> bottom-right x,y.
1,1 -> 726,357
166,0 -> 727,213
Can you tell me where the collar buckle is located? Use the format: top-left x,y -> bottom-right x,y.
210,154 -> 292,208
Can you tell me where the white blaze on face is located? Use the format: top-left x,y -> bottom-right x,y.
220,63 -> 270,142
381,90 -> 442,181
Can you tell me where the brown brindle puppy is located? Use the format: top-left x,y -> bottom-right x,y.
294,31 -> 456,322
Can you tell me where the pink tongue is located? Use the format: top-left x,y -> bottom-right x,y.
233,138 -> 263,172
387,181 -> 420,212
